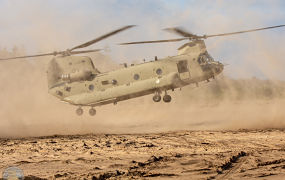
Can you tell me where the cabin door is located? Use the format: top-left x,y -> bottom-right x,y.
177,60 -> 190,81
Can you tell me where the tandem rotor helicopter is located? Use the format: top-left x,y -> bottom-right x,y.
1,24 -> 284,116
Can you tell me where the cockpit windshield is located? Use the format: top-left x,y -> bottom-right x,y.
197,51 -> 214,64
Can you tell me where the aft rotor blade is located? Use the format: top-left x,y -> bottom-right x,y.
205,24 -> 285,38
70,49 -> 102,55
70,25 -> 136,51
0,51 -> 64,61
119,38 -> 188,45
164,27 -> 200,38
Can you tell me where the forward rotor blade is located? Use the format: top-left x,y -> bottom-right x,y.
0,51 -> 64,61
164,27 -> 200,39
70,25 -> 136,51
119,38 -> 188,45
70,49 -> 102,55
205,24 -> 285,38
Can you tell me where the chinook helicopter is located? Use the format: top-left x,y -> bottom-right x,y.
1,24 -> 285,116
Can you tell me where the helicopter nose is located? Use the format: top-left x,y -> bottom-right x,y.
213,62 -> 224,74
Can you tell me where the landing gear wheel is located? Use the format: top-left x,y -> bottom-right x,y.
89,108 -> 96,116
163,95 -> 171,103
153,94 -> 161,102
76,107 -> 83,116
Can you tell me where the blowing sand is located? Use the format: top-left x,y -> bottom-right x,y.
1,51 -> 285,179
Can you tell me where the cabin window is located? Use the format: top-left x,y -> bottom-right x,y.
89,84 -> 94,91
64,86 -> 71,92
56,90 -> 63,96
101,80 -> 109,85
134,74 -> 140,80
112,79 -> 118,85
156,68 -> 162,75
177,60 -> 188,73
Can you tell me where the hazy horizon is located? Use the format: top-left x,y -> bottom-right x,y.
0,0 -> 284,79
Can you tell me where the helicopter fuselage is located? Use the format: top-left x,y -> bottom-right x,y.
3,24 -> 284,116
48,42 -> 223,109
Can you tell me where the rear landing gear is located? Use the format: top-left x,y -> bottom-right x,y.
89,108 -> 96,116
76,107 -> 83,116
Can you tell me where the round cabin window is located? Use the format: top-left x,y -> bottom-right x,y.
88,84 -> 94,91
134,74 -> 140,80
156,68 -> 162,75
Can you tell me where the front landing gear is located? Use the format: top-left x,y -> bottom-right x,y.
76,107 -> 83,116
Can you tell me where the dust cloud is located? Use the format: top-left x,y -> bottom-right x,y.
0,46 -> 285,138
0,1 -> 285,137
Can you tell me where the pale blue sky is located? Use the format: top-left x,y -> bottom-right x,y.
0,0 -> 285,79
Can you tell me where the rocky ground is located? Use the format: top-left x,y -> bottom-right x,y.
0,129 -> 285,179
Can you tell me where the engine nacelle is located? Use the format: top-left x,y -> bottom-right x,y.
61,70 -> 92,82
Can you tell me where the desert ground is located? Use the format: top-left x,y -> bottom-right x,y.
0,129 -> 285,179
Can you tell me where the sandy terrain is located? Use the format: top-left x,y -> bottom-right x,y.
0,129 -> 285,179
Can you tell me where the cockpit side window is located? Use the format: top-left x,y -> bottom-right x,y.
205,52 -> 214,62
198,55 -> 205,64
198,52 -> 214,64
